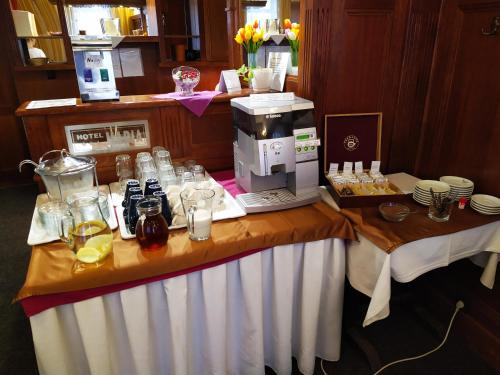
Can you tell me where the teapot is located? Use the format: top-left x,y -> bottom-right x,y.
19,149 -> 97,201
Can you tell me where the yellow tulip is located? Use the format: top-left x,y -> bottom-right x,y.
292,22 -> 299,29
252,32 -> 260,43
245,29 -> 252,41
238,28 -> 245,39
234,34 -> 243,44
245,24 -> 253,34
292,28 -> 299,37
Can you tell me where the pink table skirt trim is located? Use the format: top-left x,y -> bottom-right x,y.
20,170 -> 255,317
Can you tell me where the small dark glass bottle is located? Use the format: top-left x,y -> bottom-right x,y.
146,184 -> 162,196
127,194 -> 144,234
153,191 -> 173,226
135,197 -> 169,250
144,178 -> 159,194
122,180 -> 140,208
124,186 -> 142,224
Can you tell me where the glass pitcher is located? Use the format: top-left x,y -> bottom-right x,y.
59,190 -> 113,258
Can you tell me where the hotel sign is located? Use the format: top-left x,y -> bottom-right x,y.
65,120 -> 150,155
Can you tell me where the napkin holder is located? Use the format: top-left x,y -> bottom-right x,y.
323,112 -> 406,208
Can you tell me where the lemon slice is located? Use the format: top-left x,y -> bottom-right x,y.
76,247 -> 102,264
85,234 -> 113,257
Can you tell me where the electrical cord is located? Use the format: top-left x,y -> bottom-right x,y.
320,358 -> 328,375
319,301 -> 464,375
372,300 -> 465,375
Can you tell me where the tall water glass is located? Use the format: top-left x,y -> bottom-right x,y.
155,150 -> 172,167
116,154 -> 133,192
180,189 -> 215,241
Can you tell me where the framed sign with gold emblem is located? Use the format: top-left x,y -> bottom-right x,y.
324,112 -> 382,168
323,113 -> 406,208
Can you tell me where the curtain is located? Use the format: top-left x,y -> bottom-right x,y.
15,0 -> 66,62
111,7 -> 138,35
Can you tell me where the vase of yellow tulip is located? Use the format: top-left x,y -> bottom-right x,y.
234,20 -> 270,69
284,19 -> 300,68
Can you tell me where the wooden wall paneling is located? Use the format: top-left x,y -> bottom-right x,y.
181,103 -> 234,171
115,42 -> 161,95
0,1 -> 30,182
14,70 -> 79,103
323,0 -> 410,171
160,106 -> 186,159
46,109 -> 163,183
22,116 -> 54,163
202,0 -> 229,62
415,0 -> 500,196
387,0 -> 442,173
225,0 -> 243,68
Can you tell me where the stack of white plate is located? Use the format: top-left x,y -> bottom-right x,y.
470,194 -> 500,215
439,176 -> 474,199
413,180 -> 451,206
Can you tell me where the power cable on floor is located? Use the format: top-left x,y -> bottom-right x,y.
372,300 -> 464,375
319,300 -> 464,375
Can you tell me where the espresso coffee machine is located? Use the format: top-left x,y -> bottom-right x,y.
231,95 -> 320,213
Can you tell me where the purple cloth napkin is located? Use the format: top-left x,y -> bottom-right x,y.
153,91 -> 222,117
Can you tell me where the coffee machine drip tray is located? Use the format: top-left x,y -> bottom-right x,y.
236,188 -> 320,213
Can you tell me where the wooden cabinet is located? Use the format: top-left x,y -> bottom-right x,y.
17,91 -> 247,186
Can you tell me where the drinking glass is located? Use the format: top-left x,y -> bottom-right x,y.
174,165 -> 187,177
135,196 -> 169,250
141,168 -> 158,189
428,197 -> 453,222
152,146 -> 166,157
184,159 -> 197,171
155,150 -> 172,167
180,189 -> 215,241
116,154 -> 133,191
192,165 -> 206,182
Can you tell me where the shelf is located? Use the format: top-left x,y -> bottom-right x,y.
159,60 -> 230,68
17,35 -> 65,39
164,35 -> 200,38
14,63 -> 75,72
121,36 -> 159,43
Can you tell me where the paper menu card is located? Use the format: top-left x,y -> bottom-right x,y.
118,48 -> 144,77
26,98 -> 77,110
267,52 -> 290,92
218,70 -> 241,93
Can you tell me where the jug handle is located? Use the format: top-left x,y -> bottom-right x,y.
59,213 -> 74,249
187,206 -> 197,235
39,149 -> 69,163
18,159 -> 39,172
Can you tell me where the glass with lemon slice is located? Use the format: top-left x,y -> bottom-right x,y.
60,191 -> 113,263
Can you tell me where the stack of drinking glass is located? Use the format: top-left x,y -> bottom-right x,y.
115,146 -> 224,240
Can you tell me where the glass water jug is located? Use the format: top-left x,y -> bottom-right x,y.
59,190 -> 113,258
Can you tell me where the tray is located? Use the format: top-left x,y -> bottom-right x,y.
27,185 -> 118,246
110,180 -> 247,239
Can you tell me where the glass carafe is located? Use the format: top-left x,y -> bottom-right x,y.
60,190 -> 113,257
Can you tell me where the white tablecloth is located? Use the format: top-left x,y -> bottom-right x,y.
346,222 -> 500,326
319,186 -> 500,327
30,239 -> 345,375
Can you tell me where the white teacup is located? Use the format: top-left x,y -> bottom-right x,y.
251,68 -> 273,91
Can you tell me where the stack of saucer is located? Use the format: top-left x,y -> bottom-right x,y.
413,180 -> 450,206
439,176 -> 474,200
470,194 -> 500,215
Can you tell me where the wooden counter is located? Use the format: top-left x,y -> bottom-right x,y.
17,90 -> 252,185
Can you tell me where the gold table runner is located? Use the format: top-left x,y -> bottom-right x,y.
341,196 -> 499,254
17,201 -> 355,300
